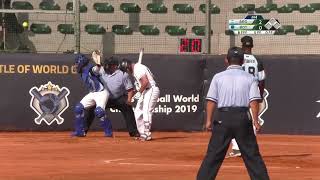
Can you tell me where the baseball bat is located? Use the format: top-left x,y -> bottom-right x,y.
56,89 -> 69,101
137,48 -> 144,64
31,88 -> 43,101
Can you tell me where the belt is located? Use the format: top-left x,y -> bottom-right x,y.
218,107 -> 248,112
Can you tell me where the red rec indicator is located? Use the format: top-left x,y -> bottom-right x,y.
179,38 -> 202,53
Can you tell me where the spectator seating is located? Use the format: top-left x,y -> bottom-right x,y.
165,25 -> 187,36
85,24 -> 106,34
147,3 -> 167,13
139,25 -> 160,35
57,24 -> 74,34
12,1 -> 33,10
120,3 -> 141,13
173,4 -> 194,14
39,1 -> 60,10
233,4 -> 255,13
199,4 -> 220,14
66,2 -> 87,13
112,25 -> 133,35
93,3 -> 114,13
30,23 -> 51,34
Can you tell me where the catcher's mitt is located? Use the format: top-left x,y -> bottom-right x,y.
91,50 -> 102,65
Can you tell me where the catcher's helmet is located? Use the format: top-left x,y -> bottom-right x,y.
119,58 -> 132,72
75,54 -> 89,73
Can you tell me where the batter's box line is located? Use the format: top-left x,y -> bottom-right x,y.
119,162 -> 196,167
105,161 -> 302,169
104,158 -> 139,164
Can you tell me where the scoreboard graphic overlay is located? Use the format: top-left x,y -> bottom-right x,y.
229,15 -> 281,35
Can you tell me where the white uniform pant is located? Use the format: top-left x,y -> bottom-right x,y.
231,126 -> 257,150
80,89 -> 109,110
135,86 -> 160,137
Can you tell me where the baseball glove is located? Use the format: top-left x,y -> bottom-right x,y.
91,50 -> 102,65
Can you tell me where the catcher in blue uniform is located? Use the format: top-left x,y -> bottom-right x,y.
72,53 -> 112,137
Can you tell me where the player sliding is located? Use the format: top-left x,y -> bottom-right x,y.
120,49 -> 160,141
71,53 -> 112,137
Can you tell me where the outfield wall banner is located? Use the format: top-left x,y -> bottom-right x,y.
0,54 -> 205,132
205,55 -> 320,135
1,54 -> 320,134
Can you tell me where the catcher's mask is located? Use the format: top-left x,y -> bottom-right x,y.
119,58 -> 133,73
74,54 -> 89,73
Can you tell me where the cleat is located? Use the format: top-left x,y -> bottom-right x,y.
129,132 -> 140,138
138,134 -> 152,141
71,131 -> 86,137
227,149 -> 241,158
104,132 -> 113,137
100,118 -> 113,138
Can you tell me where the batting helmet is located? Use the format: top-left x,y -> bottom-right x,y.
75,54 -> 89,73
119,58 -> 132,72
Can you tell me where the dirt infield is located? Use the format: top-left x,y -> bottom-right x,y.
1,132 -> 319,180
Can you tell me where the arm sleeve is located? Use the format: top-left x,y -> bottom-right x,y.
249,80 -> 262,102
257,58 -> 264,71
134,65 -> 146,80
91,66 -> 104,76
257,58 -> 266,81
206,76 -> 218,103
123,72 -> 134,90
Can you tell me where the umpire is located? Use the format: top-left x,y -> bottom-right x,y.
197,47 -> 269,180
85,56 -> 140,137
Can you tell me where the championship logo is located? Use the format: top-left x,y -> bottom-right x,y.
249,89 -> 269,126
29,81 -> 70,125
316,100 -> 320,118
258,89 -> 269,126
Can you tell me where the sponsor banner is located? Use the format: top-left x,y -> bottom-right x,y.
1,54 -> 320,134
107,54 -> 206,131
259,55 -> 320,135
29,81 -> 70,125
205,55 -> 320,135
0,54 -> 205,131
0,54 -> 81,131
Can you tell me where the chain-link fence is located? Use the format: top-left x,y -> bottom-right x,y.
1,0 -> 320,55
0,0 -> 76,53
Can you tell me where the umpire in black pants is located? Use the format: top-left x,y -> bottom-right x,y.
197,47 -> 269,180
85,57 -> 140,137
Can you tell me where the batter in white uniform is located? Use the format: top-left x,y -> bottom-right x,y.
120,59 -> 160,141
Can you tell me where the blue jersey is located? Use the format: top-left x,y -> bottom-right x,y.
80,64 -> 104,92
